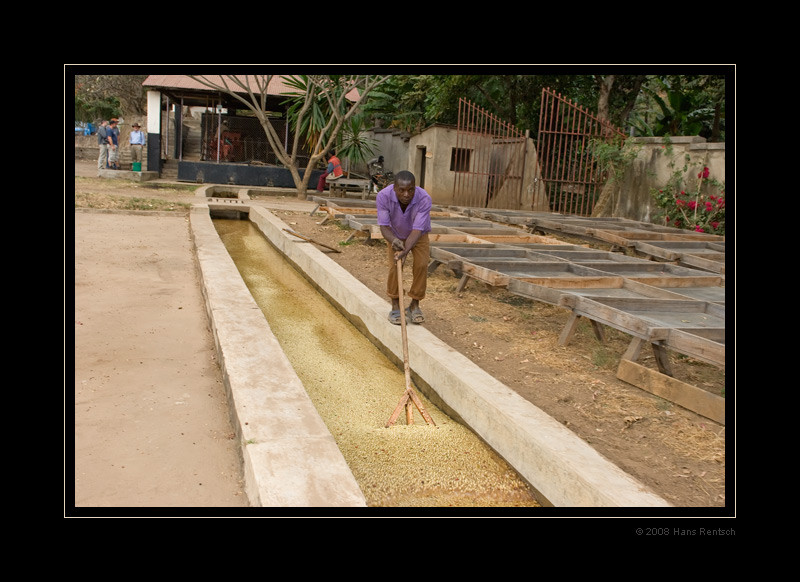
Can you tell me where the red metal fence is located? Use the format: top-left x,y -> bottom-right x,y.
536,88 -> 626,216
452,98 -> 529,209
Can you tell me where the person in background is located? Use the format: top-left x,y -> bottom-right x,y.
376,170 -> 432,325
316,149 -> 344,192
129,123 -> 145,167
107,119 -> 119,170
96,120 -> 110,173
108,118 -> 121,168
367,155 -> 385,193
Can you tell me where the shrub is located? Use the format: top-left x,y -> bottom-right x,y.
651,138 -> 725,235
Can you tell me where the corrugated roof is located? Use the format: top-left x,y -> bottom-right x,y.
142,75 -> 296,95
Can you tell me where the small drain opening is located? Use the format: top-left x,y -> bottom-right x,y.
209,208 -> 249,220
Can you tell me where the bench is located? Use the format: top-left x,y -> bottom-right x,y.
326,176 -> 372,199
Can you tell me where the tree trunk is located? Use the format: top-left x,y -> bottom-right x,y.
591,177 -> 618,217
596,75 -> 615,124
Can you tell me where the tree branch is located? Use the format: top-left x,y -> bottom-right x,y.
185,74 -> 390,195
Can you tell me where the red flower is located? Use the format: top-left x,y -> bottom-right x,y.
698,167 -> 710,179
694,225 -> 705,232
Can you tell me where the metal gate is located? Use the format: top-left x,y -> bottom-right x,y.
452,98 -> 529,209
537,88 -> 626,216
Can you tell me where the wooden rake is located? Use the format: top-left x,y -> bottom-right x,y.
283,228 -> 341,253
386,257 -> 436,428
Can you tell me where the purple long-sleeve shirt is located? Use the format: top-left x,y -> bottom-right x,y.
376,185 -> 432,240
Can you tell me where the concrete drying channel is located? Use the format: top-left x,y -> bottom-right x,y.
190,187 -> 671,508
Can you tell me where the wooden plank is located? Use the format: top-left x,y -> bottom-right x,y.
592,228 -> 724,247
679,253 -> 725,274
575,297 -> 713,313
664,285 -> 726,304
532,249 -> 645,263
634,239 -> 725,255
561,298 -> 659,338
510,243 -> 587,252
451,227 -> 527,236
460,264 -> 511,287
561,296 -> 725,367
472,233 -> 567,245
508,277 -> 699,306
458,260 -> 624,289
518,275 -> 624,289
431,246 -> 530,260
576,261 -> 722,287
617,359 -> 725,424
428,234 -> 491,244
665,328 -> 725,369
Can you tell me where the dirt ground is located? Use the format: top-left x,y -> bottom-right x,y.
71,160 -> 728,510
73,205 -> 248,511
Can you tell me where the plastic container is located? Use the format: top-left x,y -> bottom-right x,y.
132,162 -> 142,172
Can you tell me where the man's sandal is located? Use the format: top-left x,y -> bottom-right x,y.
388,309 -> 403,325
406,307 -> 425,324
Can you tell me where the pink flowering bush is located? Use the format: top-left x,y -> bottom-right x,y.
651,150 -> 725,236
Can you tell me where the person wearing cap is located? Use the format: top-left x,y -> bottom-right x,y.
129,122 -> 146,166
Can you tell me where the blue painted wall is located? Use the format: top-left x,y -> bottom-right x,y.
178,161 -> 324,189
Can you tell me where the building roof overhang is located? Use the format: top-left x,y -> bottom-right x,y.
142,75 -> 297,110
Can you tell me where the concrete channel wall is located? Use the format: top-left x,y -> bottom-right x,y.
190,205 -> 367,507
191,200 -> 671,508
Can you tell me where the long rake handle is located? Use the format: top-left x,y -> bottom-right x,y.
385,257 -> 436,428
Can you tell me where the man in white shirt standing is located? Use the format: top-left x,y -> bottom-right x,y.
129,123 -> 146,168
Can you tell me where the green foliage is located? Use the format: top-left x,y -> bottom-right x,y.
336,115 -> 378,168
591,136 -> 641,183
362,75 -> 645,137
282,76 -> 379,169
650,137 -> 725,235
361,75 -> 433,133
74,75 -> 149,122
281,75 -> 336,151
74,90 -> 120,123
628,75 -> 725,141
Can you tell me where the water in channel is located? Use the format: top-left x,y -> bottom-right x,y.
214,218 -> 540,508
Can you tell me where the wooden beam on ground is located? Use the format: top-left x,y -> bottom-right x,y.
617,359 -> 725,424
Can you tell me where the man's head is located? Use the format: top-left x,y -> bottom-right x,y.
132,123 -> 140,129
109,120 -> 117,127
393,170 -> 416,205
